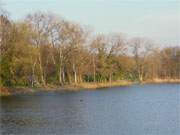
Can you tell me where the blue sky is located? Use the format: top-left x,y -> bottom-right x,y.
2,0 -> 180,46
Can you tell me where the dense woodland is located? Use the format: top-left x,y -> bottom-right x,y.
0,10 -> 179,87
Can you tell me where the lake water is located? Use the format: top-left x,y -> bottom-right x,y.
0,84 -> 180,135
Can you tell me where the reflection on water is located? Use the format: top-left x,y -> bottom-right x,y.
1,84 -> 180,135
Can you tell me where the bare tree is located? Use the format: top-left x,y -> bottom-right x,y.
61,21 -> 88,84
107,33 -> 126,83
130,37 -> 154,82
25,12 -> 59,86
91,34 -> 126,82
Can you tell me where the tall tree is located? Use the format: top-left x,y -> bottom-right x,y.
26,12 -> 56,85
130,38 -> 154,82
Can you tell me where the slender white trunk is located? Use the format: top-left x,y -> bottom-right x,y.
73,63 -> 77,83
109,73 -> 112,86
31,60 -> 37,87
38,53 -> 45,85
58,48 -> 63,84
62,68 -> 65,83
59,67 -> 62,84
93,55 -> 96,82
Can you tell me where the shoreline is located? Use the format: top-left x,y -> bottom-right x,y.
143,79 -> 180,84
1,81 -> 132,96
1,79 -> 179,96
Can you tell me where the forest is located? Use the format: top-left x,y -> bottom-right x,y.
0,11 -> 180,88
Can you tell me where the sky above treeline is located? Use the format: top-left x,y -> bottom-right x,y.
1,0 -> 180,47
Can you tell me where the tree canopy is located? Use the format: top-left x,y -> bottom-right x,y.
0,12 -> 179,87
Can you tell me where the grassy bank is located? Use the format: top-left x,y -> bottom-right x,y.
0,87 -> 36,96
143,78 -> 180,84
0,80 -> 132,96
1,79 -> 179,96
76,81 -> 132,89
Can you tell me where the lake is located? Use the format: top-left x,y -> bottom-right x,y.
0,84 -> 179,135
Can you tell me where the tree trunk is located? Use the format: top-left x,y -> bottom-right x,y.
58,48 -> 63,85
138,68 -> 143,82
67,71 -> 72,84
139,74 -> 143,82
38,53 -> 45,85
109,73 -> 112,87
93,55 -> 96,82
31,60 -> 37,87
62,68 -> 65,83
73,63 -> 77,84
59,67 -> 62,85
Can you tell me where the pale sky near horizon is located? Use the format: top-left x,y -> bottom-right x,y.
1,0 -> 180,47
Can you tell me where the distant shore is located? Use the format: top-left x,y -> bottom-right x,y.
1,79 -> 179,96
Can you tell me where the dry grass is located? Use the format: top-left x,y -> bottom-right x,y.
74,80 -> 132,89
0,80 -> 132,96
1,79 -> 179,96
144,78 -> 180,84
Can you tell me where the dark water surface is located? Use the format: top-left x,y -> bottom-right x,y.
0,84 -> 180,135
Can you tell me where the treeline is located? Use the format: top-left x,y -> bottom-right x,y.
0,12 -> 179,87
